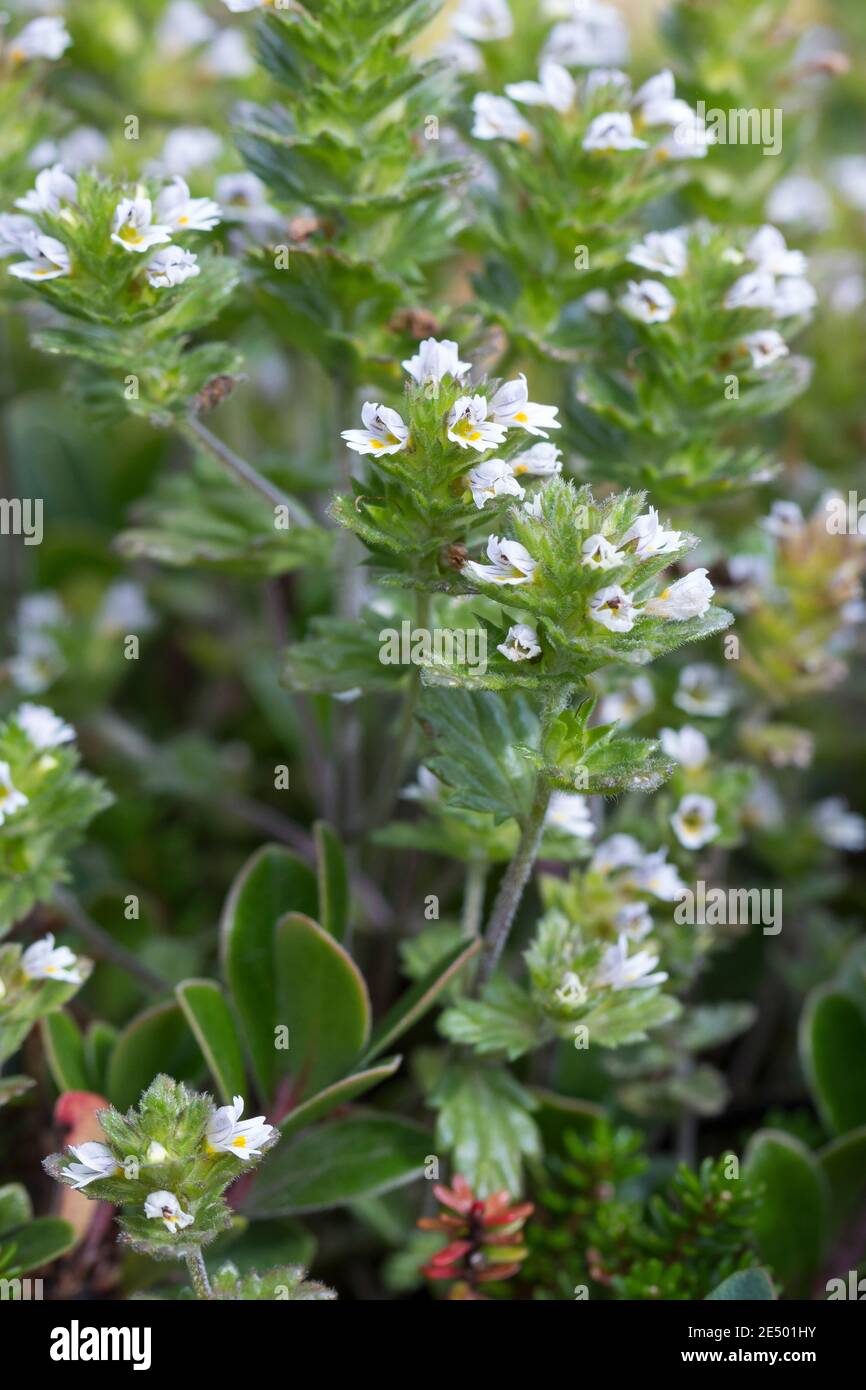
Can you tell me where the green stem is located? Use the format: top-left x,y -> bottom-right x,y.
360,587 -> 431,832
185,1247 -> 214,1300
180,414 -> 309,525
461,860 -> 489,939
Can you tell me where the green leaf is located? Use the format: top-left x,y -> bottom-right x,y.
0,1184 -> 32,1236
274,912 -> 371,1102
282,613 -> 406,695
248,1111 -> 429,1216
744,1130 -> 829,1296
706,1268 -> 776,1301
83,1022 -> 118,1096
419,689 -> 539,824
314,821 -> 350,942
41,1012 -> 89,1093
0,1075 -> 35,1109
362,936 -> 480,1063
800,988 -> 866,1135
439,976 -> 540,1061
220,844 -> 319,1100
431,1063 -> 541,1197
279,1057 -> 402,1139
818,1127 -> 866,1234
106,1002 -> 204,1111
175,979 -> 248,1105
1,1217 -> 75,1274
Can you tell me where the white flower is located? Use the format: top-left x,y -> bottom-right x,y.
14,703 -> 74,750
660,725 -> 709,770
453,0 -> 513,41
467,458 -> 524,509
746,225 -> 808,278
0,215 -> 42,259
741,329 -> 789,370
545,791 -> 594,838
812,797 -> 866,852
522,491 -> 545,519
555,971 -> 587,1007
512,442 -> 562,477
766,175 -> 832,233
98,581 -> 155,637
628,848 -> 687,901
506,62 -> 576,113
144,1190 -> 194,1233
671,793 -> 720,850
621,506 -> 682,557
437,37 -> 483,75
632,70 -> 691,127
463,535 -> 537,585
402,766 -> 443,802
0,762 -> 28,825
111,197 -> 172,254
146,245 -> 200,289
596,935 -> 668,991
146,1141 -> 169,1164
645,569 -> 714,620
203,28 -> 255,78
8,16 -> 72,63
615,902 -> 653,942
724,271 -> 777,311
154,176 -> 221,232
8,235 -> 70,282
588,585 -> 641,632
158,0 -> 217,56
159,127 -> 223,176
662,114 -> 715,159
66,1142 -> 121,1189
15,164 -> 77,214
207,1095 -> 275,1159
620,279 -> 675,324
597,675 -> 654,726
772,276 -> 817,319
341,402 -> 410,456
497,622 -> 540,662
627,230 -> 687,278
543,6 -> 629,68
591,833 -> 644,874
674,663 -> 733,717
831,155 -> 866,214
762,499 -> 804,538
583,112 -> 647,153
215,171 -> 279,226
471,93 -> 534,145
582,534 -> 623,570
21,934 -> 81,984
489,374 -> 560,437
584,68 -> 632,99
402,337 -> 470,385
447,394 -> 507,452
222,0 -> 266,11
51,127 -> 110,172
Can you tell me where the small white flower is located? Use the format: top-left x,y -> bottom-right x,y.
591,833 -> 644,874
15,164 -> 77,215
8,16 -> 72,63
146,1141 -> 169,1164
489,374 -> 560,437
497,622 -> 540,662
158,0 -> 217,56
447,394 -> 507,452
555,971 -> 588,1007
522,491 -> 545,519
207,1095 -> 275,1159
621,506 -> 682,557
341,402 -> 410,456
52,127 -> 110,172
0,762 -> 28,824
463,535 -> 537,586
471,93 -> 534,145
146,245 -> 200,289
512,442 -> 562,477
627,230 -> 687,278
762,499 -> 804,538
671,793 -> 720,850
155,176 -> 221,232
98,581 -> 155,636
583,112 -> 647,153
766,175 -> 832,233
14,703 -> 74,750
745,225 -> 808,278
645,569 -> 714,620
453,0 -> 513,41
203,29 -> 255,78
632,70 -> 691,127
111,197 -> 172,254
597,675 -> 654,726
160,127 -> 223,177
506,62 -> 576,113
66,1142 -> 121,1189
582,534 -> 623,570
615,902 -> 653,942
467,458 -> 524,509
545,791 -> 594,838
222,0 -> 267,11
0,215 -> 41,259
215,171 -> 277,224
543,6 -> 628,68
724,271 -> 777,311
588,584 -> 641,632
662,114 -> 715,159
772,276 -> 817,319
812,797 -> 866,852
831,155 -> 866,214
402,337 -> 470,385
674,663 -> 733,717
21,934 -> 81,984
437,37 -> 483,75
584,68 -> 632,99
144,1190 -> 194,1233
628,848 -> 687,901
660,725 -> 709,770
8,235 -> 70,282
621,279 -> 675,324
741,329 -> 789,370
596,935 -> 668,991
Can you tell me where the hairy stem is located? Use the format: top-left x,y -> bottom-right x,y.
181,414 -> 309,524
185,1247 -> 214,1300
475,774 -> 553,991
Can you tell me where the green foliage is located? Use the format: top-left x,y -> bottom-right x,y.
0,1183 -> 75,1284
430,1061 -> 542,1197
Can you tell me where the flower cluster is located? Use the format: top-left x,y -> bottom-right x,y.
418,1174 -> 533,1298
2,16 -> 72,66
0,933 -> 91,1065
